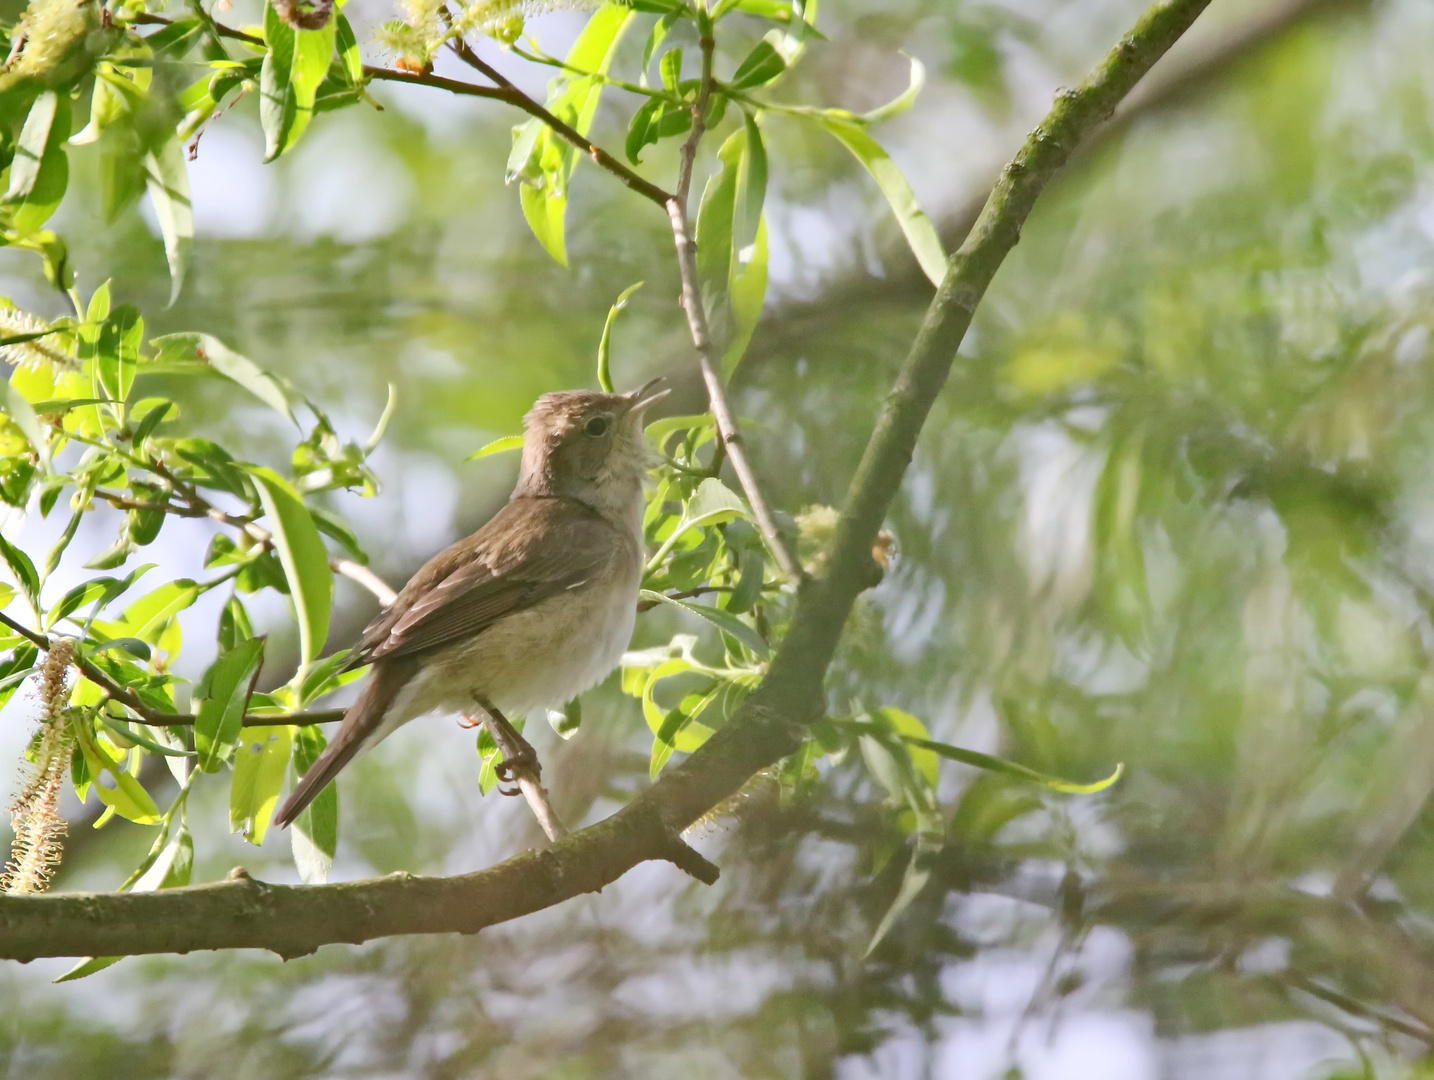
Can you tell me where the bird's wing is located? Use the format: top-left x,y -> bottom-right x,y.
350,496 -> 624,665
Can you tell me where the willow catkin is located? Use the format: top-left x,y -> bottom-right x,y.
2,639 -> 75,894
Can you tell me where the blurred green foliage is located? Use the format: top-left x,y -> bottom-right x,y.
0,0 -> 1430,1077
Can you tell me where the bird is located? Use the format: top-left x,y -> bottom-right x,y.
273,379 -> 669,828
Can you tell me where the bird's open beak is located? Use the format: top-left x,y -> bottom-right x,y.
625,376 -> 670,419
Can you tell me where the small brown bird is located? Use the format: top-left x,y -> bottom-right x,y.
273,380 -> 668,828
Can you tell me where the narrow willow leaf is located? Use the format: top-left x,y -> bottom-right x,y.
901,735 -> 1125,794
730,39 -> 786,89
291,725 -> 336,883
0,531 -> 40,602
696,128 -> 743,340
548,697 -> 581,740
335,12 -> 363,84
862,54 -> 925,124
151,332 -> 295,420
723,216 -> 768,377
878,706 -> 939,788
260,3 -> 299,160
812,116 -> 946,287
512,3 -> 634,263
6,91 -> 59,201
5,380 -> 48,469
465,434 -> 524,461
230,724 -> 293,846
640,589 -> 770,658
195,637 -> 265,771
734,112 -> 768,253
597,281 -> 644,393
248,467 -> 333,671
143,139 -> 193,305
9,92 -> 70,237
865,844 -> 934,956
520,181 -> 568,266
640,11 -> 680,87
120,579 -> 199,643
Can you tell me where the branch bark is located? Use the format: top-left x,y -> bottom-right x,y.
0,0 -> 1211,961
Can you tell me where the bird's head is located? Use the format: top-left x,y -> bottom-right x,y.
515,379 -> 669,515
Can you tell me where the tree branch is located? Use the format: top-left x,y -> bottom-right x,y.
665,24 -> 805,584
444,36 -> 676,206
751,0 -> 1370,362
0,0 -> 1211,961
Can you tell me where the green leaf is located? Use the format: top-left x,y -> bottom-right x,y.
335,12 -> 363,85
723,216 -> 768,377
150,333 -> 295,421
120,580 -> 199,643
465,434 -> 524,461
520,182 -> 569,267
512,3 -> 634,263
6,91 -> 60,202
0,531 -> 40,603
5,379 -> 49,469
640,589 -> 770,657
291,724 -> 337,883
258,1 -> 335,159
8,91 -> 69,237
649,681 -> 722,778
809,114 -> 946,287
230,724 -> 293,846
877,707 -> 940,788
696,128 -> 742,338
143,139 -> 193,305
863,53 -> 925,124
624,96 -> 691,164
597,281 -> 644,393
734,112 -> 768,253
659,47 -> 683,92
75,727 -> 162,826
248,467 -> 334,671
730,39 -> 786,89
548,696 -> 581,739
865,844 -> 934,956
641,12 -> 680,87
901,734 -> 1125,794
194,636 -> 265,772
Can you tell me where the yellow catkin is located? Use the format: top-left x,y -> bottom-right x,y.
2,639 -> 75,895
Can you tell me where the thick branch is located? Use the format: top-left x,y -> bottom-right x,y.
0,0 -> 1211,961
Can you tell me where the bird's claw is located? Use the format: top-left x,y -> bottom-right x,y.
493,748 -> 539,796
457,715 -> 482,729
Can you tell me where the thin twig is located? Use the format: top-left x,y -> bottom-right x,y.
0,611 -> 345,728
664,26 -> 804,583
472,695 -> 569,844
141,460 -> 399,607
446,36 -> 675,207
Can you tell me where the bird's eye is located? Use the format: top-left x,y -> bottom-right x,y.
584,416 -> 610,438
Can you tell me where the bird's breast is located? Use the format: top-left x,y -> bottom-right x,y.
412,546 -> 642,719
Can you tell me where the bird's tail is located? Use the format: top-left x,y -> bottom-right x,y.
273,659 -> 415,829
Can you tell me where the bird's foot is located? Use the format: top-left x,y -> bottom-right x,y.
457,714 -> 482,729
493,742 -> 540,796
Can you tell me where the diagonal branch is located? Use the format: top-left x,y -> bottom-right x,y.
666,24 -> 805,584
0,0 -> 1212,961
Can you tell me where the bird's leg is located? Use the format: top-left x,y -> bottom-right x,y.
471,693 -> 540,797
